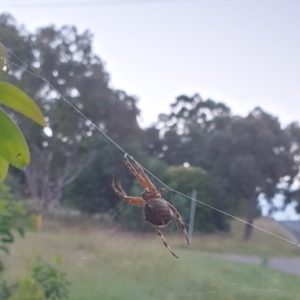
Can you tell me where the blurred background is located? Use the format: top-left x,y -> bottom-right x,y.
0,1 -> 300,299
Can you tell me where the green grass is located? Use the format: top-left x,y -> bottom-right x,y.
190,217 -> 300,256
2,217 -> 300,300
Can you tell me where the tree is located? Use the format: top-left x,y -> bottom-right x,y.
166,165 -> 214,233
278,122 -> 300,214
65,139 -> 167,229
227,108 -> 295,239
150,94 -> 298,238
0,14 -> 143,208
147,94 -> 233,232
154,93 -> 231,167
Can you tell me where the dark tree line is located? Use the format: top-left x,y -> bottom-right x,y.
148,94 -> 300,238
0,14 -> 144,208
1,13 -> 300,238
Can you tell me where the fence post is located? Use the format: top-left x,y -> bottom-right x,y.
188,189 -> 197,241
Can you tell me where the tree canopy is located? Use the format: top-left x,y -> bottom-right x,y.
1,13 -> 300,238
147,95 -> 300,238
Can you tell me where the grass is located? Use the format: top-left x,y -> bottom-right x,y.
2,216 -> 300,300
190,217 -> 300,257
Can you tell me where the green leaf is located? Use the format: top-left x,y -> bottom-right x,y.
0,81 -> 46,127
0,156 -> 9,183
0,107 -> 30,170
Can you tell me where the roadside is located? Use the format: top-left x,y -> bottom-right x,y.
210,221 -> 300,277
212,254 -> 300,277
279,220 -> 300,242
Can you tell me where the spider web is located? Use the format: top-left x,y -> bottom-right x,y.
2,37 -> 300,300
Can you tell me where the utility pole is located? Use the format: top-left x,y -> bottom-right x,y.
188,189 -> 197,241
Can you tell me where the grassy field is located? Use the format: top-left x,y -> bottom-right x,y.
2,216 -> 300,300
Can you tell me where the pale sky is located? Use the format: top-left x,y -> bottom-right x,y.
1,0 -> 300,128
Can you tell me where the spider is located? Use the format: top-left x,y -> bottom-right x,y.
112,154 -> 189,258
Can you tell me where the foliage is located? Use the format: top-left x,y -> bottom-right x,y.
166,165 -> 214,233
146,94 -> 234,232
0,184 -> 37,299
65,140 -> 167,231
149,95 -> 299,237
226,108 -> 295,238
30,256 -> 70,300
0,39 -> 45,183
281,122 -> 300,213
5,219 -> 300,300
2,12 -> 300,240
0,184 -> 34,255
0,186 -> 68,300
9,278 -> 45,300
0,281 -> 11,300
2,256 -> 70,300
0,13 -> 143,207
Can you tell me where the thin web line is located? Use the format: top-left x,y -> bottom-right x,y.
82,265 -> 125,300
123,258 -> 177,300
179,267 -> 240,285
169,189 -> 180,231
187,288 -> 299,300
82,233 -> 175,300
47,204 -> 129,299
5,49 -> 271,300
125,237 -> 251,293
28,39 -> 47,81
187,288 -> 277,296
3,38 -> 300,300
140,164 -> 300,248
1,31 -> 37,72
276,289 -> 300,300
184,222 -> 294,298
8,60 -> 127,155
6,59 -> 300,250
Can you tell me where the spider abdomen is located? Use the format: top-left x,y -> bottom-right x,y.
144,198 -> 174,226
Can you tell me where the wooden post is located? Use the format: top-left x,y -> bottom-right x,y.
35,214 -> 42,231
188,189 -> 197,241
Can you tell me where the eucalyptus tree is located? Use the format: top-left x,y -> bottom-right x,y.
280,122 -> 300,214
150,94 -> 297,238
0,14 -> 143,208
227,108 -> 295,239
147,94 -> 233,232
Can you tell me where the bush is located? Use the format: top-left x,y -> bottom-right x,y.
2,257 -> 70,300
30,257 -> 70,300
10,278 -> 45,300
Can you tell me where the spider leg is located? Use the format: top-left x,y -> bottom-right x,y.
112,175 -> 145,206
156,227 -> 178,259
167,203 -> 190,245
124,154 -> 157,193
123,154 -> 147,188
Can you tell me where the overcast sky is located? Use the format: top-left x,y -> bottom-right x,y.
1,0 -> 300,128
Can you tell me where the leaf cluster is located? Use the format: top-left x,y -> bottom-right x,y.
0,184 -> 34,255
0,39 -> 45,183
1,256 -> 70,300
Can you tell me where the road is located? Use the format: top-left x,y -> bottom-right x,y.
212,254 -> 300,276
212,221 -> 300,276
279,220 -> 300,242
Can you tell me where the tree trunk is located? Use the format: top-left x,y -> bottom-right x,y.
24,168 -> 38,200
24,142 -> 95,209
243,193 -> 256,240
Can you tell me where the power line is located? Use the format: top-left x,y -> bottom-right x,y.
1,0 -> 197,8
